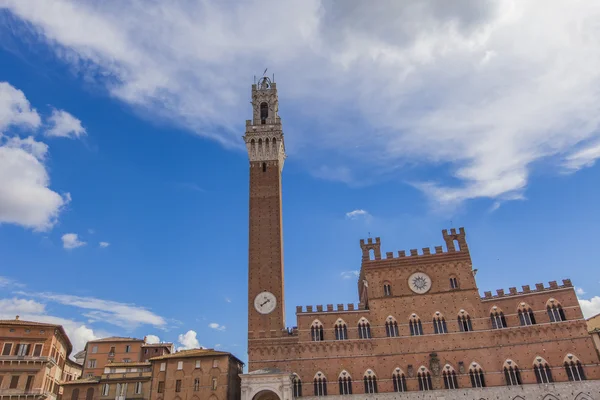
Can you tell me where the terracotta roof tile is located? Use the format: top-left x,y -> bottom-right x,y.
61,377 -> 99,385
149,348 -> 236,361
88,336 -> 144,343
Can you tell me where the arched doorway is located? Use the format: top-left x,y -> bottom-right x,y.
252,390 -> 280,400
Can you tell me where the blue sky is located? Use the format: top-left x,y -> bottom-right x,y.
1,1 -> 600,364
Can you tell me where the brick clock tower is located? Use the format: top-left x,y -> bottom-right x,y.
244,76 -> 287,341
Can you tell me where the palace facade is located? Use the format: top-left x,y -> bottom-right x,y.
239,77 -> 600,400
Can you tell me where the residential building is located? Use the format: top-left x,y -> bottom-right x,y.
587,313 -> 600,356
239,77 -> 600,400
82,338 -> 146,378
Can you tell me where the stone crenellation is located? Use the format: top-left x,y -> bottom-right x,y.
482,279 -> 573,300
296,303 -> 366,314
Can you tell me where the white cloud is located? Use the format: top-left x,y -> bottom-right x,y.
0,276 -> 25,288
46,109 -> 86,139
62,233 -> 86,249
99,241 -> 110,248
340,270 -> 359,280
0,82 -> 71,231
208,322 -> 226,331
225,297 -> 232,303
4,2 -> 600,206
18,291 -> 167,330
576,287 -> 586,295
345,209 -> 371,220
144,334 -> 160,344
177,330 -> 201,350
214,344 -> 221,348
579,296 -> 600,319
0,298 -> 46,314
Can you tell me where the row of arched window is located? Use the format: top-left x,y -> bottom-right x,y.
293,355 -> 586,397
310,299 -> 566,341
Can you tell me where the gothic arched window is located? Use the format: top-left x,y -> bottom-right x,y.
334,319 -> 348,340
311,320 -> 324,342
358,318 -> 371,339
392,368 -> 407,392
363,370 -> 377,394
564,354 -> 586,381
449,276 -> 459,289
260,102 -> 268,124
417,367 -> 432,391
469,362 -> 486,388
547,299 -> 566,322
72,389 -> 79,400
409,314 -> 423,336
385,316 -> 399,337
503,360 -> 522,386
458,310 -> 473,332
490,306 -> 507,329
442,365 -> 459,389
383,283 -> 392,296
338,371 -> 352,395
433,311 -> 447,334
518,302 -> 536,326
292,374 -> 302,397
533,357 -> 553,384
313,372 -> 327,396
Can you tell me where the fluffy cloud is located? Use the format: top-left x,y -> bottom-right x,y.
0,82 -> 72,231
208,323 -> 225,331
62,233 -> 86,249
18,291 -> 167,330
46,109 -> 86,138
177,330 -> 201,350
579,296 -> 600,319
340,270 -> 359,280
99,241 -> 110,248
144,334 -> 161,344
576,287 -> 586,295
345,209 -> 371,220
3,2 -> 600,206
0,276 -> 25,288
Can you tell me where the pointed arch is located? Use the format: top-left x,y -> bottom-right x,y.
564,354 -> 586,381
469,362 -> 486,388
518,302 -> 536,326
358,317 -> 371,339
409,313 -> 424,336
574,393 -> 594,400
547,298 -> 566,322
490,305 -> 507,329
533,356 -> 553,383
433,311 -> 447,334
292,373 -> 302,397
458,309 -> 473,332
313,372 -> 327,396
385,316 -> 399,337
392,368 -> 407,393
417,366 -> 432,391
311,320 -> 324,341
442,364 -> 459,389
363,369 -> 377,394
334,318 -> 348,340
542,395 -> 560,400
503,359 -> 522,386
338,370 -> 352,395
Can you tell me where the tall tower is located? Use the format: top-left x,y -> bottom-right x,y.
244,76 -> 286,340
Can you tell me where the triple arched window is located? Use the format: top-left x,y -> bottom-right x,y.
385,316 -> 399,337
469,362 -> 486,388
313,372 -> 327,396
392,368 -> 407,392
547,299 -> 566,322
490,306 -> 507,329
433,312 -> 447,334
409,314 -> 423,336
292,374 -> 302,397
518,302 -> 536,326
311,321 -> 324,342
417,367 -> 432,391
338,371 -> 352,395
458,310 -> 473,332
358,318 -> 371,339
564,354 -> 586,381
334,319 -> 348,340
533,357 -> 553,384
503,360 -> 522,386
442,365 -> 459,389
363,370 -> 378,394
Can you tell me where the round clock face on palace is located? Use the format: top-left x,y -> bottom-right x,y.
408,272 -> 432,294
254,291 -> 277,314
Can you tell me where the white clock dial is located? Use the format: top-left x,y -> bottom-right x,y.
408,272 -> 432,294
254,291 -> 277,314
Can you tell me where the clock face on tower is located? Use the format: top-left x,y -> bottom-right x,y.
408,272 -> 432,294
254,291 -> 277,314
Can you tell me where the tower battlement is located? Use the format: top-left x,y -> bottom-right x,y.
481,279 -> 573,300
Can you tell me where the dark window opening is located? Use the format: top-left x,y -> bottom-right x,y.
262,162 -> 266,172
260,102 -> 268,124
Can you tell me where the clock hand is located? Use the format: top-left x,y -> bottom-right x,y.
260,299 -> 271,307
